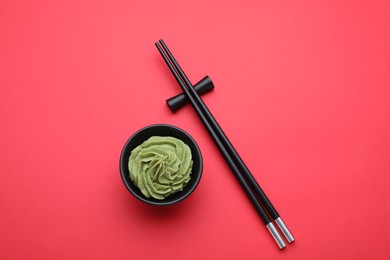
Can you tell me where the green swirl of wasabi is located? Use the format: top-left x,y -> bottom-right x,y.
128,136 -> 193,200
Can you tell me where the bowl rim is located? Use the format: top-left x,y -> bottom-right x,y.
119,124 -> 203,206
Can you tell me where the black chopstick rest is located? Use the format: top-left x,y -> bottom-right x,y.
166,76 -> 214,112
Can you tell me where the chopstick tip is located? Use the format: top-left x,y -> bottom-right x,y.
275,217 -> 294,243
155,39 -> 164,45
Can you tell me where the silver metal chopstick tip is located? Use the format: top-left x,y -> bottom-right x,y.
275,217 -> 295,243
266,222 -> 286,249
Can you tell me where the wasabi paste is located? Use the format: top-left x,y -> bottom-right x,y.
128,136 -> 193,200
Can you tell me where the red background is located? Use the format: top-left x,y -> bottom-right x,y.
1,0 -> 390,259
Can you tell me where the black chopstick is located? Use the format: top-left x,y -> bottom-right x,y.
158,40 -> 294,244
155,40 -> 289,249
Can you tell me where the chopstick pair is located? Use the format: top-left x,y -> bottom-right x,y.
155,39 -> 294,249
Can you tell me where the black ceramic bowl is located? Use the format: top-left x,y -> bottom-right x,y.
120,124 -> 203,206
